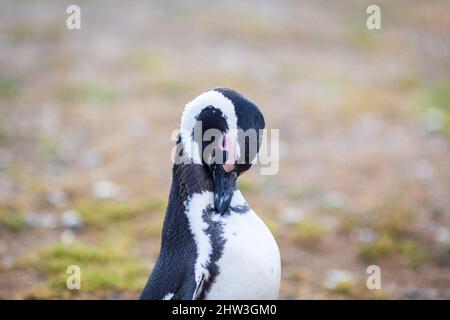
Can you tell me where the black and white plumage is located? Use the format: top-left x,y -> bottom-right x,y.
140,88 -> 280,300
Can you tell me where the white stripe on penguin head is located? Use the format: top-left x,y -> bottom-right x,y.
180,90 -> 240,164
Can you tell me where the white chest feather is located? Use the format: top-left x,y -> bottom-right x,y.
205,208 -> 281,300
184,191 -> 281,300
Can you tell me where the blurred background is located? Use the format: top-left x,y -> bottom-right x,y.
0,0 -> 449,299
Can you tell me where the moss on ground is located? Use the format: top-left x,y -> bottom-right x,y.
291,217 -> 327,246
75,198 -> 166,227
18,241 -> 149,294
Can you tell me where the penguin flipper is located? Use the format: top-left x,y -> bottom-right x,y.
140,260 -> 201,300
170,273 -> 204,300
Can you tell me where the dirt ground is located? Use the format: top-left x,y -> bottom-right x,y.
0,0 -> 449,299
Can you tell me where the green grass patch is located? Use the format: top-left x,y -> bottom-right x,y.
0,115 -> 7,143
124,50 -> 190,98
0,212 -> 27,231
0,77 -> 19,99
237,179 -> 262,195
152,78 -> 189,97
57,82 -> 118,106
359,235 -> 396,261
6,165 -> 26,182
291,217 -> 327,245
399,240 -> 427,268
350,200 -> 428,267
417,83 -> 450,133
125,50 -> 164,74
21,242 -> 148,293
339,215 -> 363,234
331,281 -> 354,296
360,235 -> 427,267
75,198 -> 166,226
346,27 -> 376,49
327,280 -> 388,299
421,85 -> 450,110
141,216 -> 165,238
287,187 -> 317,202
446,243 -> 450,253
35,134 -> 62,158
374,208 -> 415,236
6,20 -> 63,43
6,22 -> 35,42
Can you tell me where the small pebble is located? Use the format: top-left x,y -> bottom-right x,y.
352,228 -> 376,244
404,286 -> 419,299
47,189 -> 67,208
91,180 -> 120,199
61,209 -> 83,229
322,192 -> 345,210
80,151 -> 100,169
435,227 -> 449,243
279,207 -> 305,225
323,269 -> 354,289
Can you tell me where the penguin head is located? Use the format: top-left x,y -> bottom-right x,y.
179,88 -> 265,214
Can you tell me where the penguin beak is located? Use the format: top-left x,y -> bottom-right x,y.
213,165 -> 237,215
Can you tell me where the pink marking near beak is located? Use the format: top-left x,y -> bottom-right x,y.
223,133 -> 236,172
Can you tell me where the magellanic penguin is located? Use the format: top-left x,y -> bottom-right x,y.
140,88 -> 281,300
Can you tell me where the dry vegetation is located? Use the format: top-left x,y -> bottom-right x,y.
0,0 -> 449,299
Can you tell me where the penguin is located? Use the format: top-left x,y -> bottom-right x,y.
140,88 -> 280,300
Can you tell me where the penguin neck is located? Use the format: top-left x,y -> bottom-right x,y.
171,164 -> 214,202
160,164 -> 214,243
